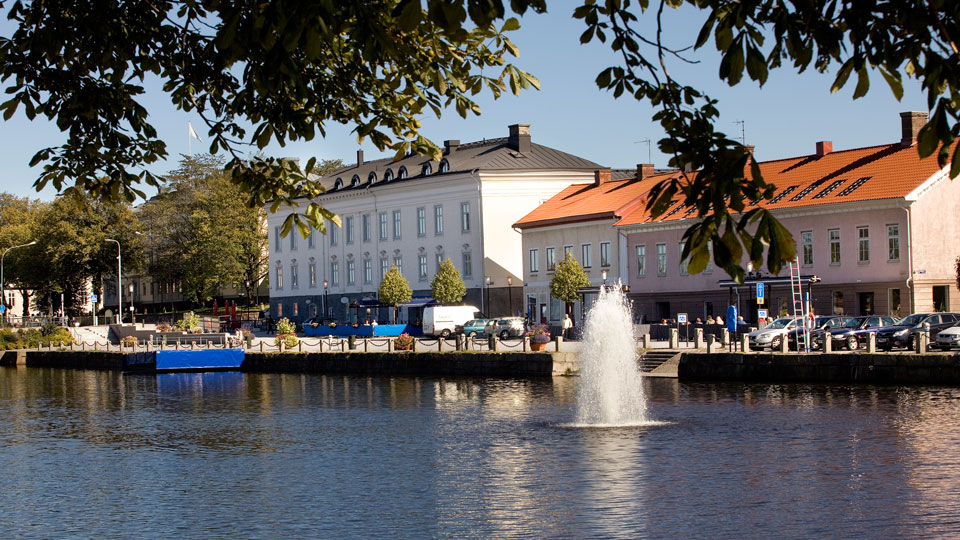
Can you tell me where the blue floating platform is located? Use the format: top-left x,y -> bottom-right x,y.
124,349 -> 245,372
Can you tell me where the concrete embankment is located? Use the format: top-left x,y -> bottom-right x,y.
680,352 -> 960,385
0,350 -> 580,378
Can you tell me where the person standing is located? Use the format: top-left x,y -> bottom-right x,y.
562,313 -> 573,339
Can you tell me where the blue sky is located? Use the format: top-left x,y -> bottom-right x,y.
0,4 -> 927,201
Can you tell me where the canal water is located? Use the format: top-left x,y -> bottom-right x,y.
2,368 -> 959,538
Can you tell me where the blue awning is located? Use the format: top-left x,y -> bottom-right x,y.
401,297 -> 437,308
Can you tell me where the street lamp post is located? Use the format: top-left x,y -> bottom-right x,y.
484,275 -> 491,316
129,283 -> 135,324
105,238 -> 122,324
323,280 -> 329,319
1,240 -> 37,327
506,276 -> 513,316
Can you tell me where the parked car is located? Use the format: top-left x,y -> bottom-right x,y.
935,322 -> 960,350
422,305 -> 482,337
455,319 -> 492,338
487,317 -> 526,339
786,316 -> 851,350
747,317 -> 801,350
812,316 -> 898,351
875,313 -> 960,350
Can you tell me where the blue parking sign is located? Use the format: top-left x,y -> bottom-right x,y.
756,282 -> 764,300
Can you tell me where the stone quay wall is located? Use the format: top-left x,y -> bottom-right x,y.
680,352 -> 960,385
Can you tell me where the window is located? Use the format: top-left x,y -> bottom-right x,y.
563,245 -> 573,258
308,226 -> 315,249
384,169 -> 394,182
394,256 -> 403,275
678,242 -> 688,275
636,245 -> 646,277
529,249 -> 539,273
293,302 -> 298,316
434,205 -> 444,235
887,224 -> 900,261
422,163 -> 432,175
436,253 -> 444,273
290,229 -> 297,250
381,258 -> 389,280
801,231 -> 813,266
832,290 -> 844,315
462,252 -> 472,278
276,266 -> 284,289
333,178 -> 343,189
461,202 -> 470,232
393,210 -> 401,239
345,216 -> 354,244
417,208 -> 426,237
546,247 -> 556,272
419,255 -> 428,280
274,226 -> 282,252
379,212 -> 388,241
439,159 -> 450,173
350,174 -> 360,186
398,166 -> 408,179
600,242 -> 611,267
362,214 -> 371,242
857,226 -> 870,263
346,260 -> 355,285
368,171 -> 377,184
581,244 -> 592,268
829,229 -> 841,264
276,303 -> 283,316
363,259 -> 372,284
657,243 -> 667,275
330,221 -> 339,246
331,262 -> 339,286
309,262 -> 317,287
290,262 -> 298,288
889,288 -> 901,316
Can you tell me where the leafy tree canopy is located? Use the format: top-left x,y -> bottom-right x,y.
431,258 -> 466,304
550,251 -> 590,304
379,265 -> 413,307
3,0 -> 959,281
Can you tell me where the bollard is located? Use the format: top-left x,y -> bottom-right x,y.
779,335 -> 788,353
694,328 -> 704,349
706,334 -> 715,353
721,329 -> 730,349
669,328 -> 679,349
741,334 -> 750,353
387,338 -> 394,352
364,338 -> 369,352
824,335 -> 832,353
917,332 -> 927,354
411,338 -> 418,352
523,336 -> 529,352
348,335 -> 356,350
867,332 -> 876,353
555,335 -> 563,352
298,340 -> 303,352
488,335 -> 497,352
642,334 -> 651,349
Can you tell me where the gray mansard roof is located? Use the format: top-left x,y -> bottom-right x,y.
318,126 -> 603,194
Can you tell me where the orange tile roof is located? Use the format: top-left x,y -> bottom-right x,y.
615,142 -> 948,226
513,170 -> 680,229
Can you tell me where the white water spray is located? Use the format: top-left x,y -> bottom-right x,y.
574,283 -> 648,426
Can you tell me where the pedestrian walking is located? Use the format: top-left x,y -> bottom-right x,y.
562,313 -> 573,339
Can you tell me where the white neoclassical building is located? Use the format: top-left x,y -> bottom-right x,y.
266,124 -> 602,324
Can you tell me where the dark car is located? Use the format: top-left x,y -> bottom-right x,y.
813,315 -> 898,351
875,313 -> 960,350
455,319 -> 492,337
786,316 -> 851,350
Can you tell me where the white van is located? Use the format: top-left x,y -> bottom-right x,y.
422,305 -> 481,337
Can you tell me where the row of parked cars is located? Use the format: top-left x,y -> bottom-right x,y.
454,318 -> 527,339
747,312 -> 960,352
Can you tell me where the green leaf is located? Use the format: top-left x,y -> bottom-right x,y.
853,66 -> 870,99
501,17 -> 520,32
831,59 -> 854,93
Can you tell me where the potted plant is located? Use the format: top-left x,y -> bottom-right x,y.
394,333 -> 414,351
122,335 -> 139,348
528,324 -> 551,351
275,317 -> 299,350
156,322 -> 172,332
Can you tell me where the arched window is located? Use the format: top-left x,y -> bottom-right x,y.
397,166 -> 408,179
421,162 -> 432,176
368,171 -> 377,184
384,169 -> 394,182
439,159 -> 450,173
333,178 -> 343,189
350,174 -> 360,186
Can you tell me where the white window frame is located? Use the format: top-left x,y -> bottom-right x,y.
276,265 -> 283,289
362,214 -> 371,243
379,212 -> 388,241
418,255 -> 428,281
529,248 -> 539,273
393,210 -> 402,239
289,230 -> 297,251
331,261 -> 339,286
656,243 -> 667,276
330,221 -> 338,246
678,242 -> 688,276
829,228 -> 841,265
857,226 -> 870,263
461,202 -> 470,232
462,252 -> 472,278
546,246 -> 556,272
290,262 -> 299,288
345,216 -> 354,245
274,226 -> 282,252
801,230 -> 814,266
600,242 -> 611,267
308,226 -> 315,249
363,259 -> 373,284
393,256 -> 403,275
887,224 -> 900,262
346,259 -> 356,285
636,245 -> 646,277
309,262 -> 317,287
581,243 -> 592,268
434,205 -> 444,235
417,207 -> 426,237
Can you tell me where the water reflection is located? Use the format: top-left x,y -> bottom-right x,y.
3,367 -> 960,538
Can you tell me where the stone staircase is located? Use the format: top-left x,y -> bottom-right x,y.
639,350 -> 679,373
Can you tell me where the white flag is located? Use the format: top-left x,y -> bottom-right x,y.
188,122 -> 202,142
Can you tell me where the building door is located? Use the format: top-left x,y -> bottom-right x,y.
527,296 -> 537,321
933,285 -> 949,312
539,303 -> 547,324
655,302 -> 670,322
858,292 -> 875,315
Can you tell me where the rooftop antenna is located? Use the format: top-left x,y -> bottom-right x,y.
734,120 -> 745,145
634,139 -> 651,164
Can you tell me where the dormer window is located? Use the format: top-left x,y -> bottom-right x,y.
350,174 -> 360,186
439,159 -> 450,173
421,163 -> 432,176
398,166 -> 408,179
333,178 -> 343,189
384,169 -> 394,182
368,171 -> 377,184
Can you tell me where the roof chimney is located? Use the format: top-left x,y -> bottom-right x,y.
357,149 -> 364,167
444,139 -> 460,155
637,163 -> 655,180
900,111 -> 928,146
815,141 -> 833,157
594,168 -> 612,186
508,123 -> 531,153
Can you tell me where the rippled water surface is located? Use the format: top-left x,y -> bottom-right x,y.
3,367 -> 960,538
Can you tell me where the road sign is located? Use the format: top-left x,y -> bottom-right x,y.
757,308 -> 768,320
756,282 -> 764,304
90,294 -> 98,303
0,305 -> 5,314
677,313 -> 688,324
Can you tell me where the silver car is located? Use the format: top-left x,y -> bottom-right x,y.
747,317 -> 801,350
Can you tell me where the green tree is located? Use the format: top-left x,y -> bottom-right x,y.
431,258 -> 466,305
378,265 -> 413,323
0,194 -> 43,319
5,1 -> 960,279
550,251 -> 590,315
